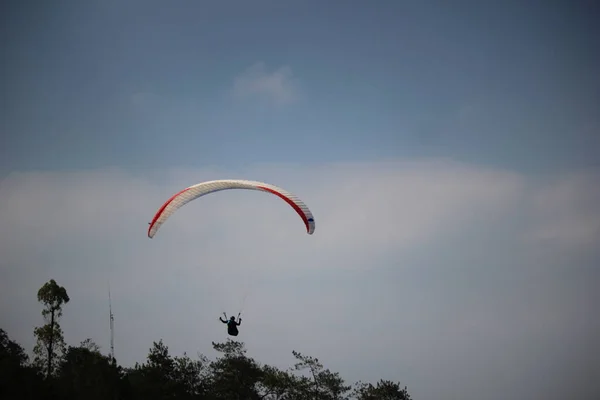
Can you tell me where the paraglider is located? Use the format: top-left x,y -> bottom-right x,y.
147,179 -> 316,238
147,179 -> 315,337
220,312 -> 241,336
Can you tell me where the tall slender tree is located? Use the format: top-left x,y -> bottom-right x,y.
33,279 -> 70,378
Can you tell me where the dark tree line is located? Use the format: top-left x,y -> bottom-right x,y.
1,279 -> 412,400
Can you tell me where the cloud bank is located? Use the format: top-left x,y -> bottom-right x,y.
0,159 -> 598,400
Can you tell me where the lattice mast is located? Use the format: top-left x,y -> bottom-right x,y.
108,285 -> 115,361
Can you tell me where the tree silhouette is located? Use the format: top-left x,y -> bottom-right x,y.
1,280 -> 414,399
352,379 -> 413,399
33,279 -> 70,378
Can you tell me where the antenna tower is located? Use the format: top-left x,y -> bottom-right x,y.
109,285 -> 115,361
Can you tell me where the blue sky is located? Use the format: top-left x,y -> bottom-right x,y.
1,2 -> 599,400
2,0 -> 598,172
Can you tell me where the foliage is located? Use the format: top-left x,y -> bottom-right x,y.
289,350 -> 352,400
2,280 -> 414,399
57,339 -> 122,400
0,328 -> 47,400
352,379 -> 413,400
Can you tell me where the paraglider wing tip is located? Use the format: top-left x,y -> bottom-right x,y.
147,223 -> 157,239
255,184 -> 314,235
306,218 -> 315,234
146,186 -> 193,238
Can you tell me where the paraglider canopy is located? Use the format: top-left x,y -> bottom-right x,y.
147,179 -> 315,238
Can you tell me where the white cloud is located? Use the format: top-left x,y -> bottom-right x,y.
232,62 -> 298,105
526,172 -> 600,249
0,160 -> 598,400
